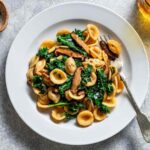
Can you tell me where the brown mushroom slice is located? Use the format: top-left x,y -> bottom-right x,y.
49,69 -> 67,85
93,107 -> 107,121
67,90 -> 85,101
55,48 -> 85,60
71,32 -> 90,54
99,40 -> 118,60
71,67 -> 83,94
48,88 -> 60,103
65,57 -> 77,75
51,107 -> 66,122
86,72 -> 97,87
77,110 -> 94,127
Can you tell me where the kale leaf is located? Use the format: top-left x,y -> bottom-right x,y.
48,101 -> 69,107
32,76 -> 47,94
81,64 -> 93,85
67,101 -> 85,113
64,112 -> 76,121
84,69 -> 111,113
47,55 -> 68,72
58,75 -> 73,96
74,58 -> 83,67
74,29 -> 85,40
57,34 -> 87,56
37,48 -> 55,62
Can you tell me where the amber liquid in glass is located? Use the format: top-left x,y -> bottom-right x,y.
138,0 -> 150,19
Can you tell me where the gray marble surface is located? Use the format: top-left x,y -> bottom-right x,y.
0,0 -> 150,149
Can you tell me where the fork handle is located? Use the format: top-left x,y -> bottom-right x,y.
121,75 -> 150,143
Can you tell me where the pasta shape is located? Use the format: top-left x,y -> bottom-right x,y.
26,24 -> 124,127
107,84 -> 116,100
93,107 -> 107,121
56,28 -> 72,36
107,39 -> 121,56
50,69 -> 67,85
67,90 -> 85,100
26,68 -> 34,84
77,110 -> 94,127
29,56 -> 39,68
40,39 -> 56,49
89,46 -> 103,60
35,59 -> 46,75
102,97 -> 117,108
87,24 -> 99,40
51,107 -> 65,122
113,75 -> 124,94
38,94 -> 49,105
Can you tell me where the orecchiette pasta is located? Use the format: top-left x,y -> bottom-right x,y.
67,90 -> 85,100
102,97 -> 117,108
56,28 -> 72,36
50,69 -> 67,85
51,107 -> 65,121
27,24 -> 124,127
77,110 -> 94,127
29,56 -> 39,68
93,107 -> 107,121
35,59 -> 46,75
87,24 -> 99,40
40,39 -> 56,49
107,39 -> 121,56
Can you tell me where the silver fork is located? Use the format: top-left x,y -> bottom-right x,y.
100,35 -> 150,143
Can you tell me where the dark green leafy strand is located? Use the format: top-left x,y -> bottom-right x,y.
81,64 -> 93,85
48,101 -> 69,107
64,112 -> 76,121
84,69 -> 114,113
74,58 -> 82,67
74,29 -> 85,40
106,83 -> 114,95
37,48 -> 55,62
67,101 -> 85,113
57,34 -> 87,56
32,76 -> 47,94
47,56 -> 68,72
58,75 -> 73,96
